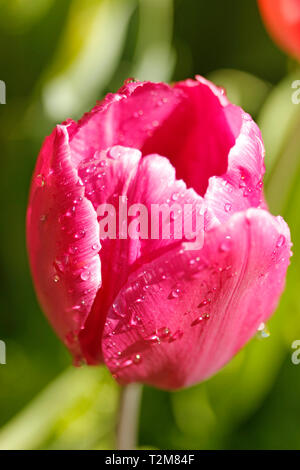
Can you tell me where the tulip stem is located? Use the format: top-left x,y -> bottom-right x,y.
116,383 -> 143,450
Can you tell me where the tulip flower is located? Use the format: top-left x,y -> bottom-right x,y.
258,0 -> 300,62
27,77 -> 291,390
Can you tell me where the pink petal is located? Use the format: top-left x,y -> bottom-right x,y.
26,125 -> 101,363
102,209 -> 291,390
205,112 -> 266,224
67,78 -> 243,197
77,146 -> 209,363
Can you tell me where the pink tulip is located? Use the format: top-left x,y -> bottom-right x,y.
27,77 -> 291,390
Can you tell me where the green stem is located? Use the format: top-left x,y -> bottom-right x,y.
116,384 -> 142,450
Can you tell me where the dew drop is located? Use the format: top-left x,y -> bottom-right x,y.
133,354 -> 142,364
224,203 -> 232,213
191,316 -> 203,326
53,274 -> 60,283
168,330 -> 183,343
239,175 -> 246,188
36,174 -> 45,187
53,257 -> 68,273
69,245 -> 78,255
276,234 -> 286,248
219,236 -> 232,253
257,322 -> 270,339
256,179 -> 263,190
124,77 -> 136,85
129,314 -> 138,327
157,327 -> 171,340
145,333 -> 160,344
73,230 -> 85,240
197,299 -> 210,308
108,147 -> 122,159
168,288 -> 181,299
80,269 -> 90,281
120,359 -> 133,368
73,197 -> 83,205
243,187 -> 252,197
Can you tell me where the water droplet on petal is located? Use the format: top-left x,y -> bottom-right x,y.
168,330 -> 183,343
133,354 -> 142,364
156,327 -> 171,340
276,234 -> 286,248
124,77 -> 136,85
224,203 -> 232,213
243,187 -> 252,197
36,174 -> 45,187
73,197 -> 83,205
69,245 -> 78,255
257,322 -> 270,339
219,236 -> 232,253
145,333 -> 160,344
73,230 -> 85,240
256,179 -> 263,190
53,256 -> 68,273
120,359 -> 133,368
80,269 -> 90,281
191,316 -> 203,326
197,299 -> 210,308
108,147 -> 122,159
168,288 -> 181,299
53,274 -> 60,283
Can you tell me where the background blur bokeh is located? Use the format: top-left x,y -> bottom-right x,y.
0,0 -> 300,450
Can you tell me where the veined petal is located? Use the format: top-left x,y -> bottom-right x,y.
67,78 -> 245,198
77,146 -> 208,363
26,125 -> 101,362
102,209 -> 291,390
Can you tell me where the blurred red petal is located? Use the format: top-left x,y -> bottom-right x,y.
258,0 -> 300,61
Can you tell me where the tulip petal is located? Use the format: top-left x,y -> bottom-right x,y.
205,113 -> 266,223
102,209 -> 291,390
77,146 -> 209,363
68,78 -> 245,197
26,125 -> 101,362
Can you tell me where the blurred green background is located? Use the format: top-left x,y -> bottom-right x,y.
0,0 -> 300,450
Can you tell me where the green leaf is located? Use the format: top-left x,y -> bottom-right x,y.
0,366 -> 119,450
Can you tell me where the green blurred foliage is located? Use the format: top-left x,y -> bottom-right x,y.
0,0 -> 299,450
